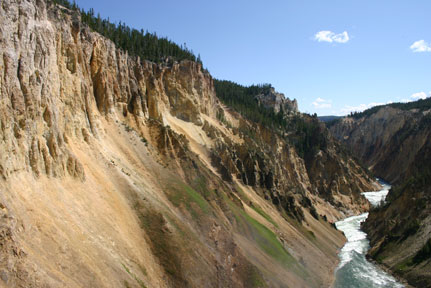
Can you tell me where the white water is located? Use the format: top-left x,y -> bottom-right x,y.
333,180 -> 404,288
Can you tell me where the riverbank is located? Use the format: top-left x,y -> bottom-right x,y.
333,183 -> 404,287
366,257 -> 413,288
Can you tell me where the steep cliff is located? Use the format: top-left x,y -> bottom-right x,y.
0,1 -> 377,287
254,87 -> 298,114
329,101 -> 431,287
329,104 -> 431,183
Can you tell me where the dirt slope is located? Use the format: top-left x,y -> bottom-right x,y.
0,1 -> 378,287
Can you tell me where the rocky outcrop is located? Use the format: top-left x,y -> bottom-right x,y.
255,87 -> 298,114
329,106 -> 430,183
209,119 -> 373,221
0,0 -> 378,287
329,104 -> 431,287
0,0 -> 216,179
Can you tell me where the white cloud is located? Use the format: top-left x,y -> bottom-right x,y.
314,31 -> 334,43
410,91 -> 429,100
332,32 -> 350,43
339,92 -> 431,115
312,98 -> 332,109
340,102 -> 385,115
338,92 -> 431,116
410,40 -> 431,53
314,31 -> 349,44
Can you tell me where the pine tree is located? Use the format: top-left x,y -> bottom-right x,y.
47,0 -> 201,65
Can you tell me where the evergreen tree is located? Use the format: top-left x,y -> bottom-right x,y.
47,0 -> 200,64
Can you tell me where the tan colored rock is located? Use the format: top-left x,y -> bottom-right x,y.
0,0 -> 378,287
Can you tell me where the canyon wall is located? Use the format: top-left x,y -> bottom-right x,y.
329,106 -> 430,183
0,1 -> 377,287
330,104 -> 431,287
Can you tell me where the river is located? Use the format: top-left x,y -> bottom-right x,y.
333,180 -> 404,288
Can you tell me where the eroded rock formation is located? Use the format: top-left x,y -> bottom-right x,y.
329,104 -> 431,287
0,1 -> 378,287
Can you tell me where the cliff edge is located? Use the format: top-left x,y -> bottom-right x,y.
0,1 -> 378,287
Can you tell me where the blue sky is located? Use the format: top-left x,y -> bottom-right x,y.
74,0 -> 431,116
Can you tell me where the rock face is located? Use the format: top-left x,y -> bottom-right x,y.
0,1 -> 377,287
210,118 -> 374,222
329,104 -> 431,287
329,106 -> 430,183
255,87 -> 298,114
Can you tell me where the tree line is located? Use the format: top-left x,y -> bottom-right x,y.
49,0 -> 327,160
350,97 -> 431,119
214,80 -> 286,129
214,80 -> 327,159
48,0 -> 201,64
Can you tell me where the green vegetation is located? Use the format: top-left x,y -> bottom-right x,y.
122,123 -> 133,132
403,220 -> 421,239
394,257 -> 413,274
390,157 -> 431,201
349,97 -> 431,119
318,115 -> 342,122
239,210 -> 292,265
139,210 -> 188,286
233,184 -> 278,227
121,263 -> 147,288
326,97 -> 431,130
49,0 -> 201,64
216,109 -> 233,128
375,256 -> 384,264
215,80 -> 327,158
251,204 -> 279,228
228,200 -> 293,266
190,176 -> 213,200
228,201 -> 309,279
289,115 -> 327,159
413,238 -> 431,264
246,266 -> 268,288
390,238 -> 431,274
214,80 -> 287,129
307,230 -> 316,239
165,179 -> 210,219
51,0 -> 329,161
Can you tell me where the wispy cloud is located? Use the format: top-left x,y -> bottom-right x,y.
410,91 -> 430,100
339,92 -> 431,115
314,31 -> 349,44
340,102 -> 385,115
312,97 -> 332,109
410,40 -> 431,53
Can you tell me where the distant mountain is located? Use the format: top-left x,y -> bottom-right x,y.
318,115 -> 342,123
350,97 -> 431,119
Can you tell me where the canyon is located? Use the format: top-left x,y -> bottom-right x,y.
3,0 -> 430,287
0,0 -> 381,287
330,102 -> 431,287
